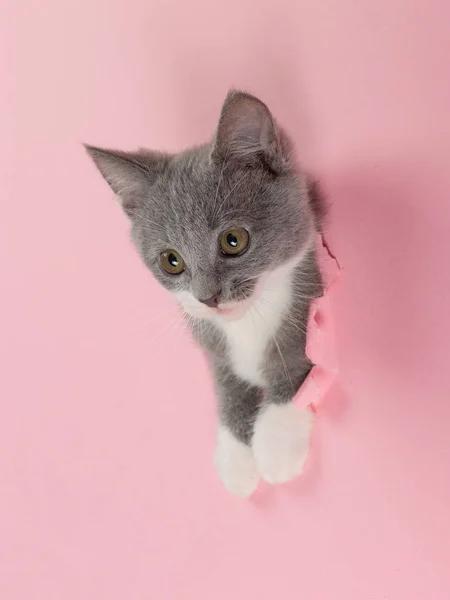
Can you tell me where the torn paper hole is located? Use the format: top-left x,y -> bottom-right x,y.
294,234 -> 341,410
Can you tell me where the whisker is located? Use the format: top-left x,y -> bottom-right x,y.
131,305 -> 180,333
256,296 -> 308,336
215,172 -> 248,217
211,153 -> 228,221
238,274 -> 262,284
127,210 -> 163,228
195,316 -> 207,344
252,305 -> 295,395
135,312 -> 185,358
290,290 -> 323,301
172,312 -> 193,352
126,212 -> 168,238
262,282 -> 321,301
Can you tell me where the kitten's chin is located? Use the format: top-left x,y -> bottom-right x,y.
175,290 -> 254,322
189,302 -> 253,322
216,300 -> 253,321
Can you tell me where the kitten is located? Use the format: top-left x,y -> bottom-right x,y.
86,90 -> 322,497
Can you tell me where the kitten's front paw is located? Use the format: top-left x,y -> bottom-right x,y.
252,403 -> 313,484
215,427 -> 260,498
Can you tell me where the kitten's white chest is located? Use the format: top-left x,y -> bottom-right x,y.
218,270 -> 293,387
220,312 -> 271,387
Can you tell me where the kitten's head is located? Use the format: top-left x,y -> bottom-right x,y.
86,91 -> 315,321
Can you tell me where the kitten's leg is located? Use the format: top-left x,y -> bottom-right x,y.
212,362 -> 262,498
252,361 -> 314,484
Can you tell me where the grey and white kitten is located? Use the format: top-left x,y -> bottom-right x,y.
87,91 -> 322,497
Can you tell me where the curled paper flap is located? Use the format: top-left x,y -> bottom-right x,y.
295,235 -> 340,410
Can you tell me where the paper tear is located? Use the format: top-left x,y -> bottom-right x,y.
294,235 -> 341,410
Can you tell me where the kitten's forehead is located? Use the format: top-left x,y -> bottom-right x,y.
151,144 -> 277,231
153,146 -> 215,219
147,150 -> 232,240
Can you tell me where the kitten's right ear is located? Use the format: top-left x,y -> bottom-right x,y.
85,145 -> 165,217
211,90 -> 287,172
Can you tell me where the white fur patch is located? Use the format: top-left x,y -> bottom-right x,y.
214,427 -> 260,498
217,266 -> 292,386
252,403 -> 313,484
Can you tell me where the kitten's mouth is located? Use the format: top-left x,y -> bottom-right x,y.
177,279 -> 263,321
216,292 -> 258,320
216,303 -> 250,320
217,304 -> 246,318
215,278 -> 264,320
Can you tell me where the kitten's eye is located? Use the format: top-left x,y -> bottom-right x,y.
219,228 -> 249,256
160,250 -> 185,275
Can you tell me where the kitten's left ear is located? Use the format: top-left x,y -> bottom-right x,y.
211,90 -> 288,172
85,145 -> 166,217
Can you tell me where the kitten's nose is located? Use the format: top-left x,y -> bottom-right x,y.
199,291 -> 221,308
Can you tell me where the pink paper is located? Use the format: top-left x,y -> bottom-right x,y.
295,235 -> 340,410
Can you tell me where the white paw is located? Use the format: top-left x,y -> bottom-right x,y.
214,427 -> 260,498
252,403 -> 314,484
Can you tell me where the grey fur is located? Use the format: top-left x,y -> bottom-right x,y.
86,90 -> 322,445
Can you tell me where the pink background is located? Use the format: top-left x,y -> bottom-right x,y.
2,1 -> 450,598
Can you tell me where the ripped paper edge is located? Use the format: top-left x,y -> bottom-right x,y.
294,234 -> 341,410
